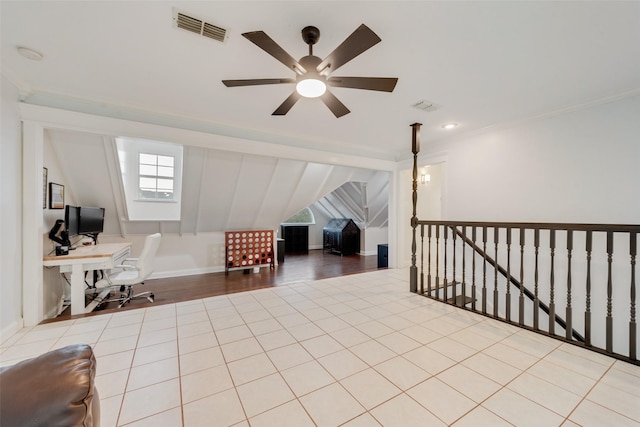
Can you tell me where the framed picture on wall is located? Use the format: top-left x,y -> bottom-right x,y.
49,182 -> 64,209
43,167 -> 48,209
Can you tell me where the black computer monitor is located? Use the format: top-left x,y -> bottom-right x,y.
78,207 -> 105,238
64,205 -> 80,237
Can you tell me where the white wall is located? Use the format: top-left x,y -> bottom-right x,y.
0,76 -> 23,341
399,95 -> 639,281
416,163 -> 444,222
414,95 -> 640,355
308,204 -> 331,250
99,232 -> 228,278
397,162 -> 444,268
362,226 -> 388,256
433,95 -> 640,223
41,131 -> 80,318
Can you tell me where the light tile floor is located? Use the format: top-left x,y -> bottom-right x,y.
2,269 -> 639,426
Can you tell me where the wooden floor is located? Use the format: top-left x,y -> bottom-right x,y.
51,250 -> 381,322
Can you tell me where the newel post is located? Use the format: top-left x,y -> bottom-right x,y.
410,123 -> 422,293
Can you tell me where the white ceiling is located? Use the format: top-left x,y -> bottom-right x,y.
3,1 -> 639,161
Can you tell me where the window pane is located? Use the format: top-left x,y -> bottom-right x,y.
139,153 -> 157,165
283,207 -> 315,224
139,177 -> 157,189
157,166 -> 174,177
157,155 -> 174,167
139,189 -> 157,199
158,190 -> 173,199
157,178 -> 173,190
137,152 -> 176,200
139,164 -> 157,176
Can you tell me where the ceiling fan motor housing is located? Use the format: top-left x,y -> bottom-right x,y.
298,55 -> 324,80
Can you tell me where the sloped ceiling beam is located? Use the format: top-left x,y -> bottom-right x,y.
346,181 -> 369,222
191,147 -> 208,236
315,199 -> 340,219
368,203 -> 387,227
323,194 -> 350,219
309,165 -> 336,203
332,189 -> 364,222
347,181 -> 362,197
225,155 -> 247,230
282,162 -> 313,221
361,182 -> 369,225
335,186 -> 362,213
253,158 -> 281,229
102,136 -> 127,238
367,179 -> 389,206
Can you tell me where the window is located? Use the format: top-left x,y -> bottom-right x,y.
282,207 -> 315,225
116,137 -> 183,221
138,153 -> 175,200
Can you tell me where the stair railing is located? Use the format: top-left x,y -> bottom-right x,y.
407,123 -> 637,364
412,220 -> 639,365
449,225 -> 584,342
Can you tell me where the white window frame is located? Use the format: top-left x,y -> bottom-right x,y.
116,137 -> 183,221
281,207 -> 316,226
138,152 -> 176,201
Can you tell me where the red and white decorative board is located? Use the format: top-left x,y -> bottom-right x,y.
225,230 -> 275,274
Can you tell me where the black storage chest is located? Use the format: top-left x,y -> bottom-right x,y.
281,225 -> 308,254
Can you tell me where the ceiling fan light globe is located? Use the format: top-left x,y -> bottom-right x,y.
296,78 -> 326,98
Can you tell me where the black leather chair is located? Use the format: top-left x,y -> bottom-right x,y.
0,344 -> 100,427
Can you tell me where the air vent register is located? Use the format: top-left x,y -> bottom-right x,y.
174,11 -> 227,42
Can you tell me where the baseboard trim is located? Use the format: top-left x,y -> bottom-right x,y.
148,252 -> 377,280
149,266 -> 226,280
359,251 -> 377,256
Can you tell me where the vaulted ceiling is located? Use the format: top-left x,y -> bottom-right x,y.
46,129 -> 387,236
3,1 -> 639,162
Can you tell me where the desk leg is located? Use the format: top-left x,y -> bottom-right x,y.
70,264 -> 85,316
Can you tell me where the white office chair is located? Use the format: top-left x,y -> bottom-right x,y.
94,233 -> 162,308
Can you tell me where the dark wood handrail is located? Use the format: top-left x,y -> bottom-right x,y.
448,225 -> 584,342
418,220 -> 640,233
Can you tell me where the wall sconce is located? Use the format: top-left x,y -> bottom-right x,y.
420,174 -> 431,184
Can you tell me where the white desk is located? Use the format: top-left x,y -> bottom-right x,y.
43,243 -> 131,315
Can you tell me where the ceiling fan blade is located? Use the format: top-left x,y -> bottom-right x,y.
242,31 -> 306,75
320,90 -> 350,118
328,77 -> 398,92
272,91 -> 301,115
222,78 -> 295,87
317,24 -> 381,74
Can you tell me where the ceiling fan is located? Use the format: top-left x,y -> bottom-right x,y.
222,24 -> 398,118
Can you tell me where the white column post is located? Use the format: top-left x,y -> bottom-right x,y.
22,121 -> 45,326
388,168 -> 399,269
